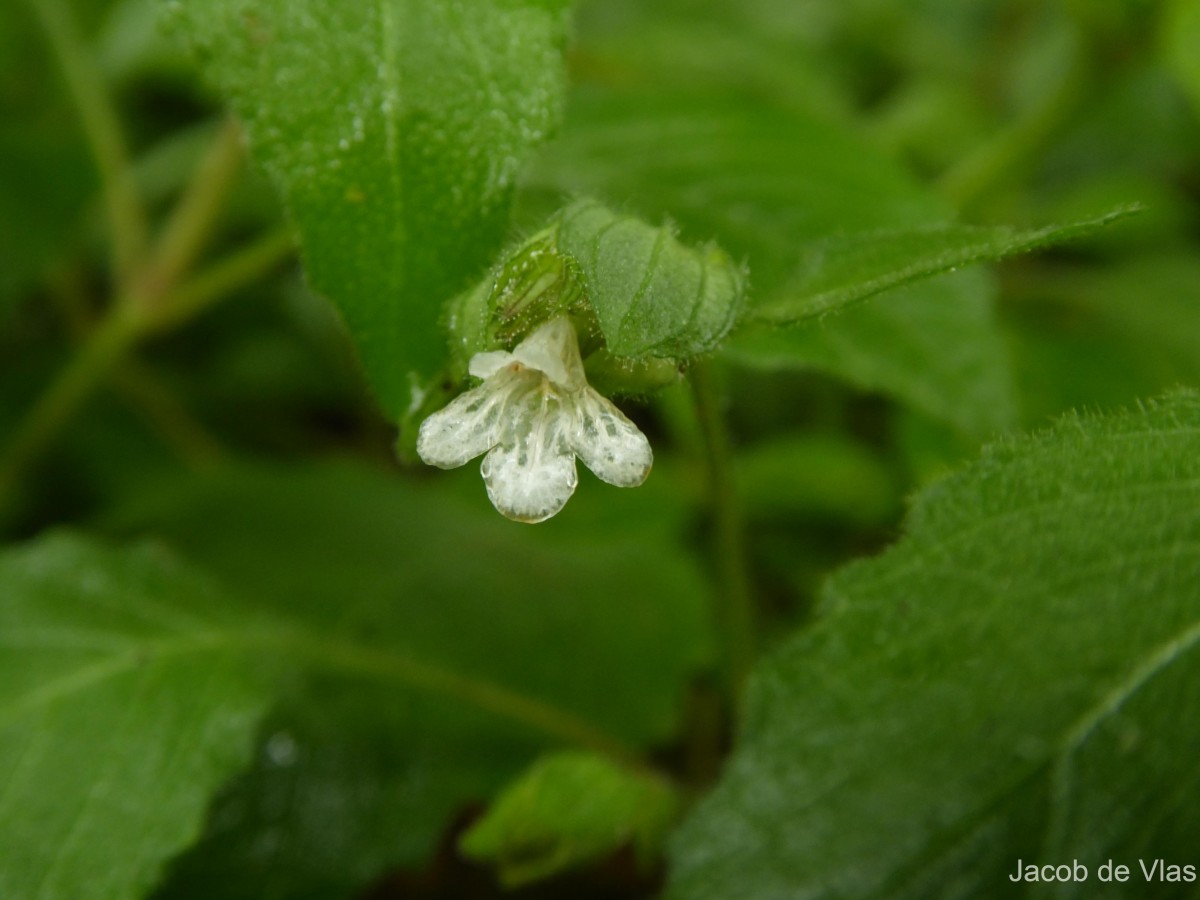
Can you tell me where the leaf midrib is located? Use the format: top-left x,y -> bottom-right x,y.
1,624 -> 639,762
749,208 -> 1140,324
1040,613 -> 1200,857
0,632 -> 229,729
377,0 -> 407,272
874,611 -> 1200,900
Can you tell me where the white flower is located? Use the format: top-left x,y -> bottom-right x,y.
417,317 -> 653,523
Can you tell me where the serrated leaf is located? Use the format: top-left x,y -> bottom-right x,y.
748,208 -> 1139,325
668,391 -> 1200,900
100,460 -> 710,897
724,208 -> 1134,439
526,87 -> 1016,434
725,271 -> 1016,438
0,535 -> 271,900
460,751 -> 680,887
164,0 -> 570,420
554,197 -> 745,359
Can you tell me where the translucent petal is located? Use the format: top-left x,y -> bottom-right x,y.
482,388 -> 578,522
469,350 -> 514,379
571,387 -> 653,487
510,317 -> 585,390
416,372 -> 522,469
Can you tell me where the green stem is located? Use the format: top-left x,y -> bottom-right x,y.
26,0 -> 147,283
272,631 -> 644,765
0,228 -> 292,510
681,680 -> 726,787
112,361 -> 227,469
690,361 -> 756,702
136,119 -> 245,306
938,33 -> 1093,214
148,228 -> 295,333
0,308 -> 142,505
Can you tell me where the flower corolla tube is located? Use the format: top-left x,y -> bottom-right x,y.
417,317 -> 653,522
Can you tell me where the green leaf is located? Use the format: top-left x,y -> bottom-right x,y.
556,198 -> 746,359
154,676 -> 539,900
747,208 -> 1139,325
460,751 -> 680,887
105,461 -> 709,744
526,88 -> 1017,434
725,272 -> 1016,438
165,0 -> 571,420
0,534 -> 270,900
526,91 -> 933,301
1164,0 -> 1200,114
101,460 -> 711,897
725,209 -> 1136,438
668,391 -> 1200,899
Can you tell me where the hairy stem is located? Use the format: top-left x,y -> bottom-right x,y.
26,0 -> 147,283
690,361 -> 757,703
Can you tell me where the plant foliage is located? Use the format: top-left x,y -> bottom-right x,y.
2,0 -> 1198,896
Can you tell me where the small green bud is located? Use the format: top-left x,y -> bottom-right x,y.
490,229 -> 585,345
442,197 -> 742,396
445,226 -> 589,374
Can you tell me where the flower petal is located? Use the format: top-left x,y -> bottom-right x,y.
571,387 -> 653,487
416,372 -> 520,469
469,350 -> 514,379
510,316 -> 585,390
482,389 -> 578,522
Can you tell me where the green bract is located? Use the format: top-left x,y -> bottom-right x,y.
556,199 -> 745,360
447,197 -> 746,394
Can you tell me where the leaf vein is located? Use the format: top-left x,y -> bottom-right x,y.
618,221 -> 668,344
32,661 -> 158,900
1042,614 -> 1200,858
377,0 -> 406,258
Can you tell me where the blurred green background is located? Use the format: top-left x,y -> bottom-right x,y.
2,0 -> 1199,896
